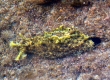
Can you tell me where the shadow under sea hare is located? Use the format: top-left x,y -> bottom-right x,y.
10,25 -> 94,61
62,0 -> 90,7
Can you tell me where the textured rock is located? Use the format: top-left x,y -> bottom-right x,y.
0,0 -> 110,80
26,0 -> 53,4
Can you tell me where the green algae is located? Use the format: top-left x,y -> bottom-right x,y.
10,25 -> 94,61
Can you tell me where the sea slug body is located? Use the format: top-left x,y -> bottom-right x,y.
10,25 -> 94,61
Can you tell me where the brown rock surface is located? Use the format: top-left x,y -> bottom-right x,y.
26,0 -> 53,4
0,0 -> 110,80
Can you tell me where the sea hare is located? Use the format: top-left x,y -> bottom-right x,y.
10,25 -> 94,61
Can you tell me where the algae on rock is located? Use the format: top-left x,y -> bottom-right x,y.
10,25 -> 94,61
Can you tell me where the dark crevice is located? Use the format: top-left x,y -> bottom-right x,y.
26,51 -> 35,60
38,0 -> 60,6
89,37 -> 101,46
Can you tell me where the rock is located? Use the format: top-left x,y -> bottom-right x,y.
26,0 -> 53,5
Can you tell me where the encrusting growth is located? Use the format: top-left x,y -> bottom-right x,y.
10,25 -> 94,61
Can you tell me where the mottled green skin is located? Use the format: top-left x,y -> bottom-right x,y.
10,25 -> 94,60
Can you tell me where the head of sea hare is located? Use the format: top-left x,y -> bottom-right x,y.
10,25 -> 94,60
